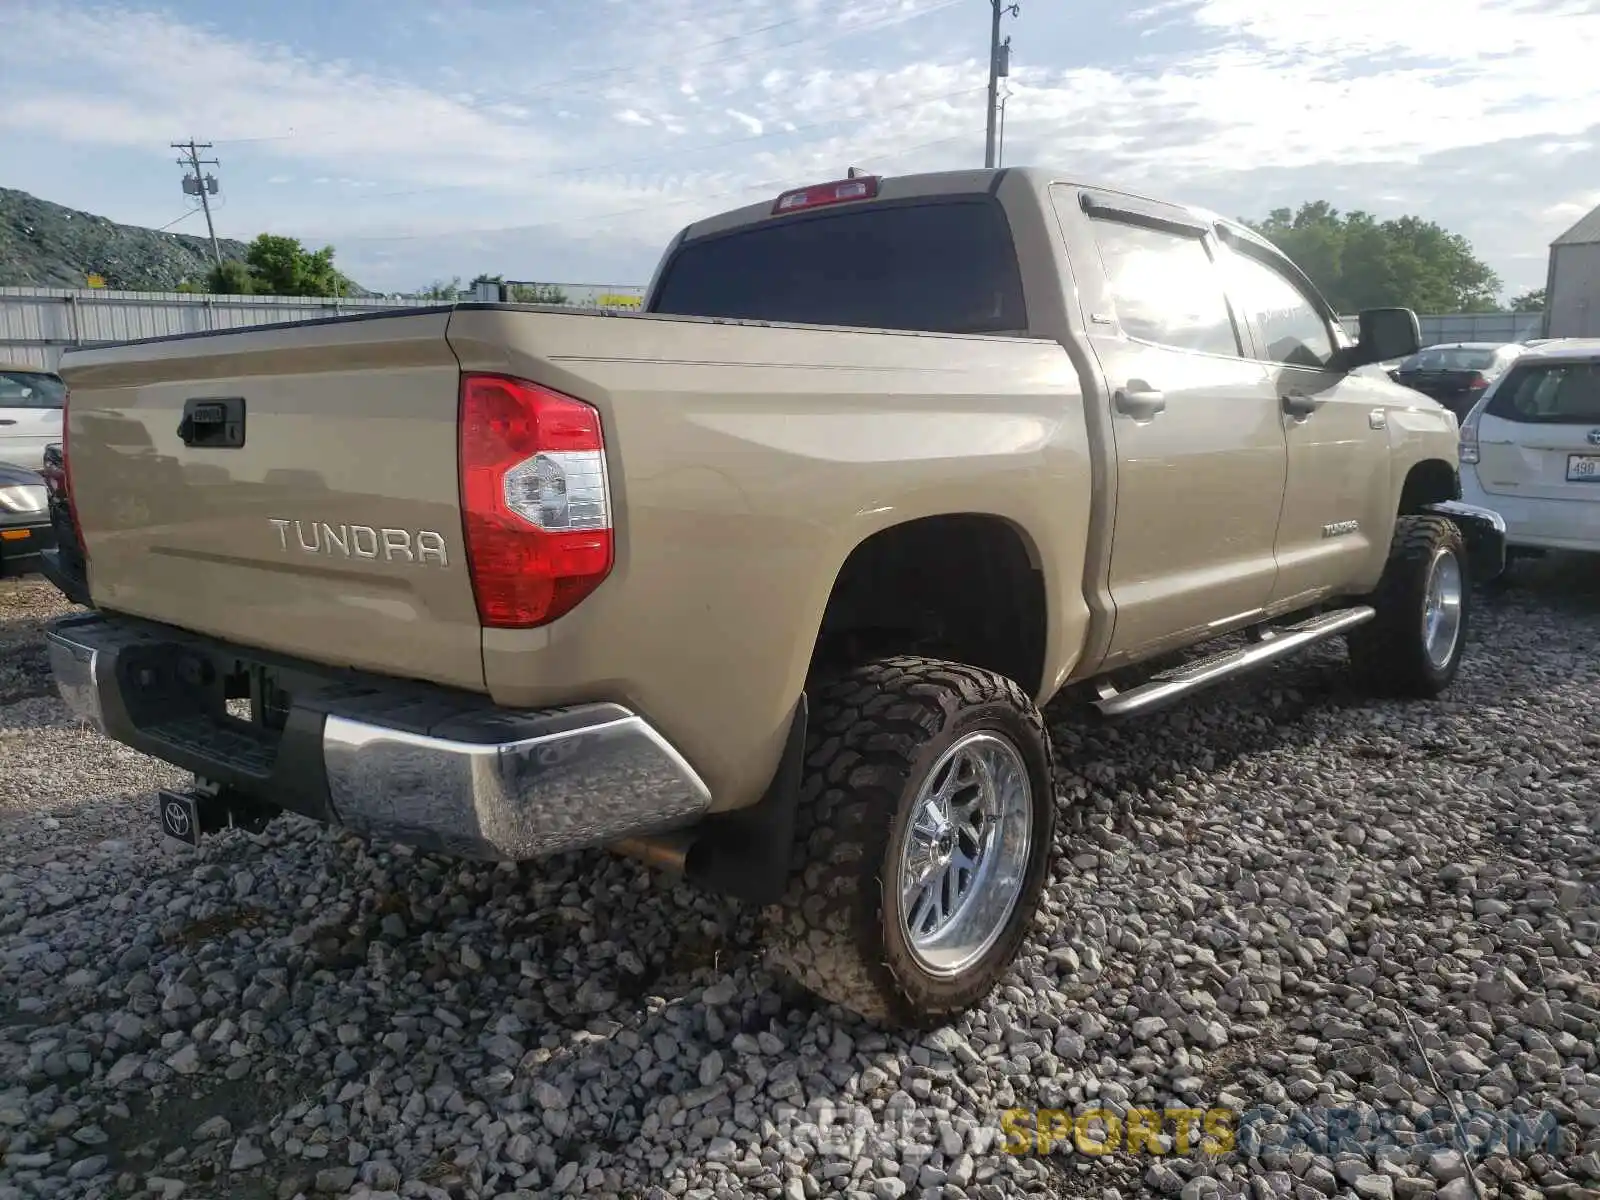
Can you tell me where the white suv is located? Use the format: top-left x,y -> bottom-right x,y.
1459,339 -> 1600,555
0,365 -> 66,472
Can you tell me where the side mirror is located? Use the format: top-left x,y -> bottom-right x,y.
1355,307 -> 1420,366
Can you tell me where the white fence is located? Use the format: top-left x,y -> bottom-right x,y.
1,286 -> 1551,373
1338,311 -> 1545,346
0,284 -> 646,371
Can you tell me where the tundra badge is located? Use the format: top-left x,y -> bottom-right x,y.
269,518 -> 449,566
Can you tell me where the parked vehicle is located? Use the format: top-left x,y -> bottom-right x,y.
1459,339 -> 1600,556
0,365 -> 66,472
0,461 -> 54,577
1373,356 -> 1409,383
37,443 -> 87,601
44,167 -> 1504,1025
1392,342 -> 1524,420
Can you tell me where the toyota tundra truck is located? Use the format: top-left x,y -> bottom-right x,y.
44,167 -> 1505,1026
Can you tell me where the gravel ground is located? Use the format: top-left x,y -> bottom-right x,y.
1,563 -> 1598,1200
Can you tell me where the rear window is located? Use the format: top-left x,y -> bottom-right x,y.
1401,348 -> 1497,372
1486,361 -> 1600,423
0,371 -> 66,409
649,199 -> 1028,335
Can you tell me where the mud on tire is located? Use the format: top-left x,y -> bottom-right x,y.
1347,515 -> 1470,699
761,656 -> 1056,1027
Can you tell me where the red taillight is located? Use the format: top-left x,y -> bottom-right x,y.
458,373 -> 613,628
1467,373 -> 1489,390
772,175 -> 880,215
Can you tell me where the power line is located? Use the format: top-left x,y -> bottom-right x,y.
985,0 -> 1020,169
154,208 -> 203,234
171,140 -> 223,266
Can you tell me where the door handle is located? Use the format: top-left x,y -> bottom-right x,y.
1281,392 -> 1323,418
1115,384 -> 1166,419
0,419 -> 15,426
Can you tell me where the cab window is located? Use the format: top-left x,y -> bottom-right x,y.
1221,249 -> 1337,370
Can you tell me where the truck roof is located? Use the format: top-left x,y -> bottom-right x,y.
673,165 -> 1264,251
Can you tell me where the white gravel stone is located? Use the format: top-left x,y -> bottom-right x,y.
3,566 -> 1600,1199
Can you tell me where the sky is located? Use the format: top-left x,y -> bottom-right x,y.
2,0 -> 1598,298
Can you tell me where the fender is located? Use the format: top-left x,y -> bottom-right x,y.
1423,500 -> 1507,582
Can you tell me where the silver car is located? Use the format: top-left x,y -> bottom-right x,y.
0,365 -> 66,471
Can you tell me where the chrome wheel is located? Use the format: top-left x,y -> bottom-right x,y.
897,731 -> 1033,978
1422,545 -> 1464,669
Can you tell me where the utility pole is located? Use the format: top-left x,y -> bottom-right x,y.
984,0 -> 1019,169
172,140 -> 223,267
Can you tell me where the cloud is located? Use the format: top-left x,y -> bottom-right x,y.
1,0 -> 1595,294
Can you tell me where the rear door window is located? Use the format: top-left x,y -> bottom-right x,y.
1086,218 -> 1241,357
649,199 -> 1028,334
1486,362 -> 1600,423
0,371 -> 66,409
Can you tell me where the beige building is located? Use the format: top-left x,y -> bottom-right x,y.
1546,200 -> 1600,338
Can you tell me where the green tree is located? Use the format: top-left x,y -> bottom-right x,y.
242,234 -> 351,297
1243,203 -> 1501,314
1509,287 -> 1545,312
508,282 -> 569,305
206,260 -> 256,295
416,277 -> 462,300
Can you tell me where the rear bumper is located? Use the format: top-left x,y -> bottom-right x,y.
0,520 -> 56,578
46,613 -> 712,861
1458,473 -> 1600,554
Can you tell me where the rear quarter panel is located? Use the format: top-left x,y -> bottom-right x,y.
446,307 -> 1092,812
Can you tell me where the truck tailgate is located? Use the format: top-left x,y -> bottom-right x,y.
60,310 -> 486,692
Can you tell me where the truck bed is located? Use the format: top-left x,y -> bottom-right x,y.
60,302 -> 1090,808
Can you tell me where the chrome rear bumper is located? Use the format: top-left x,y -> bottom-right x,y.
319,708 -> 711,860
46,616 -> 711,861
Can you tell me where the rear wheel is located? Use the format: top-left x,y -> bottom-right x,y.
1348,515 -> 1470,698
761,656 -> 1056,1026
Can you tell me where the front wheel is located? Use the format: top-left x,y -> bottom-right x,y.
1347,515 -> 1470,698
761,657 -> 1056,1027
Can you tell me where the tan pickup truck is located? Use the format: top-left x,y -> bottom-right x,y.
44,167 -> 1504,1026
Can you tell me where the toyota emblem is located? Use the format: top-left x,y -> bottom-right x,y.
1588,428 -> 1600,447
164,800 -> 192,836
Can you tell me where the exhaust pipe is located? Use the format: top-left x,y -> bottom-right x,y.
609,831 -> 696,873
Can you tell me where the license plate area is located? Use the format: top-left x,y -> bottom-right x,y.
1566,454 -> 1600,482
116,645 -> 290,777
157,789 -> 203,846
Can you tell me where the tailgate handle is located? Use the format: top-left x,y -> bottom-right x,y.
178,397 -> 246,449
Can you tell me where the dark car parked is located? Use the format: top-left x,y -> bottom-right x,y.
0,460 -> 56,578
1392,342 -> 1524,419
